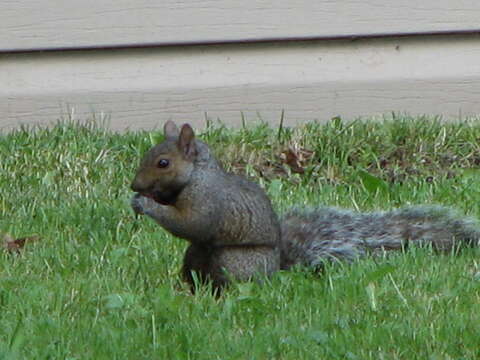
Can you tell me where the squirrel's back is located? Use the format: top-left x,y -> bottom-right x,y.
192,168 -> 281,247
281,205 -> 480,270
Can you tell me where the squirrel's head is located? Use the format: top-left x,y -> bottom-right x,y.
130,121 -> 197,206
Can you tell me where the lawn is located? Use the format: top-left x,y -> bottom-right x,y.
1,115 -> 480,359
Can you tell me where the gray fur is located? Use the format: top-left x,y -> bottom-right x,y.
280,206 -> 480,270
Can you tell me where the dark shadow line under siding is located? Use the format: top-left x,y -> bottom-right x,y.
1,29 -> 480,55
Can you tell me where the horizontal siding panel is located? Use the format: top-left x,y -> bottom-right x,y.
2,0 -> 480,51
2,35 -> 480,131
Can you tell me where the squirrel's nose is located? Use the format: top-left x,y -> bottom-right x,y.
131,174 -> 151,193
130,177 -> 144,193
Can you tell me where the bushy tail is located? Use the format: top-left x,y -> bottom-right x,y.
280,206 -> 480,270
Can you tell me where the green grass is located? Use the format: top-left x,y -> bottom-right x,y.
1,115 -> 480,359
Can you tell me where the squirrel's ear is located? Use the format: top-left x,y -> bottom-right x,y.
164,120 -> 180,139
178,124 -> 197,159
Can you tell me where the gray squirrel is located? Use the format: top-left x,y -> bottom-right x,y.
131,121 -> 480,291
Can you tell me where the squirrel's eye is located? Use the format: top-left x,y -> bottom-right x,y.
157,159 -> 169,168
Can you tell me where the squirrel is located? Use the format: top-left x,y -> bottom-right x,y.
131,121 -> 281,290
131,121 -> 480,292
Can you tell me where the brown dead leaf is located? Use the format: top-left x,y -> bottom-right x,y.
2,234 -> 40,254
280,145 -> 315,174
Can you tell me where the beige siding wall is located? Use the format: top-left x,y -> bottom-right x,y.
3,1 -> 480,51
2,1 -> 480,131
3,35 -> 480,131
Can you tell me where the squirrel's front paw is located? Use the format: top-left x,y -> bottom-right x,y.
131,193 -> 163,217
131,193 -> 146,215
